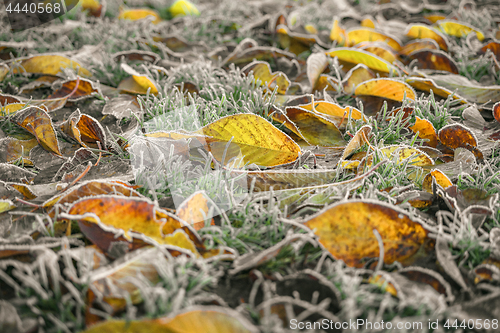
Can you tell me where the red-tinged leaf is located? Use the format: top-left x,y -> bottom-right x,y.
47,77 -> 100,102
60,109 -> 106,148
438,123 -> 477,149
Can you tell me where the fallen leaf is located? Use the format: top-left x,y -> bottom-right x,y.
306,52 -> 329,90
346,27 -> 402,51
326,47 -> 401,74
169,0 -> 200,17
195,113 -> 301,167
329,18 -> 346,46
12,106 -> 61,156
409,116 -> 438,147
405,24 -> 449,51
341,125 -> 372,160
304,200 -> 428,268
429,74 -> 500,104
437,20 -> 485,41
81,306 -> 259,333
399,38 -> 440,56
177,191 -> 216,230
422,169 -> 453,194
118,63 -> 158,95
241,61 -> 290,94
408,49 -> 459,74
118,8 -> 161,24
0,137 -> 38,165
12,54 -> 91,77
438,123 -> 477,149
47,77 -> 100,102
354,78 -> 416,101
60,109 -> 106,148
342,64 -> 377,95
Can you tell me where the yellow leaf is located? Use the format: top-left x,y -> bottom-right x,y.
241,61 -> 290,95
118,8 -> 161,24
195,113 -> 301,167
12,54 -> 91,77
326,47 -> 400,74
304,200 -> 428,268
0,64 -> 8,82
169,0 -> 200,17
422,169 -> 453,193
346,27 -> 402,51
405,24 -> 449,51
329,18 -> 346,45
342,64 -> 377,95
437,20 -> 485,41
354,78 -> 416,101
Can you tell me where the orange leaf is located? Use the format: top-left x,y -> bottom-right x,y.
48,77 -> 100,101
304,200 -> 428,268
409,116 -> 438,147
422,169 -> 453,193
81,306 -> 259,333
67,196 -> 204,256
12,106 -> 61,155
177,191 -> 216,230
0,137 -> 38,165
354,78 -> 416,101
60,109 -> 106,147
438,123 -> 477,149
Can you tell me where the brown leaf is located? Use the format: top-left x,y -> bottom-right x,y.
438,123 -> 477,149
408,49 -> 459,74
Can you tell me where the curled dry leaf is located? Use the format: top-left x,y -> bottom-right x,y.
101,94 -> 141,121
60,109 -> 106,148
298,100 -> 366,130
408,49 -> 459,74
12,106 -> 61,156
438,123 -> 477,149
329,18 -> 346,45
304,199 -> 428,268
409,116 -> 438,147
326,47 -> 401,74
405,24 -> 449,51
341,125 -> 372,160
43,179 -> 142,211
276,25 -> 327,56
405,77 -> 466,101
399,266 -> 454,302
306,52 -> 329,90
430,74 -> 500,104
